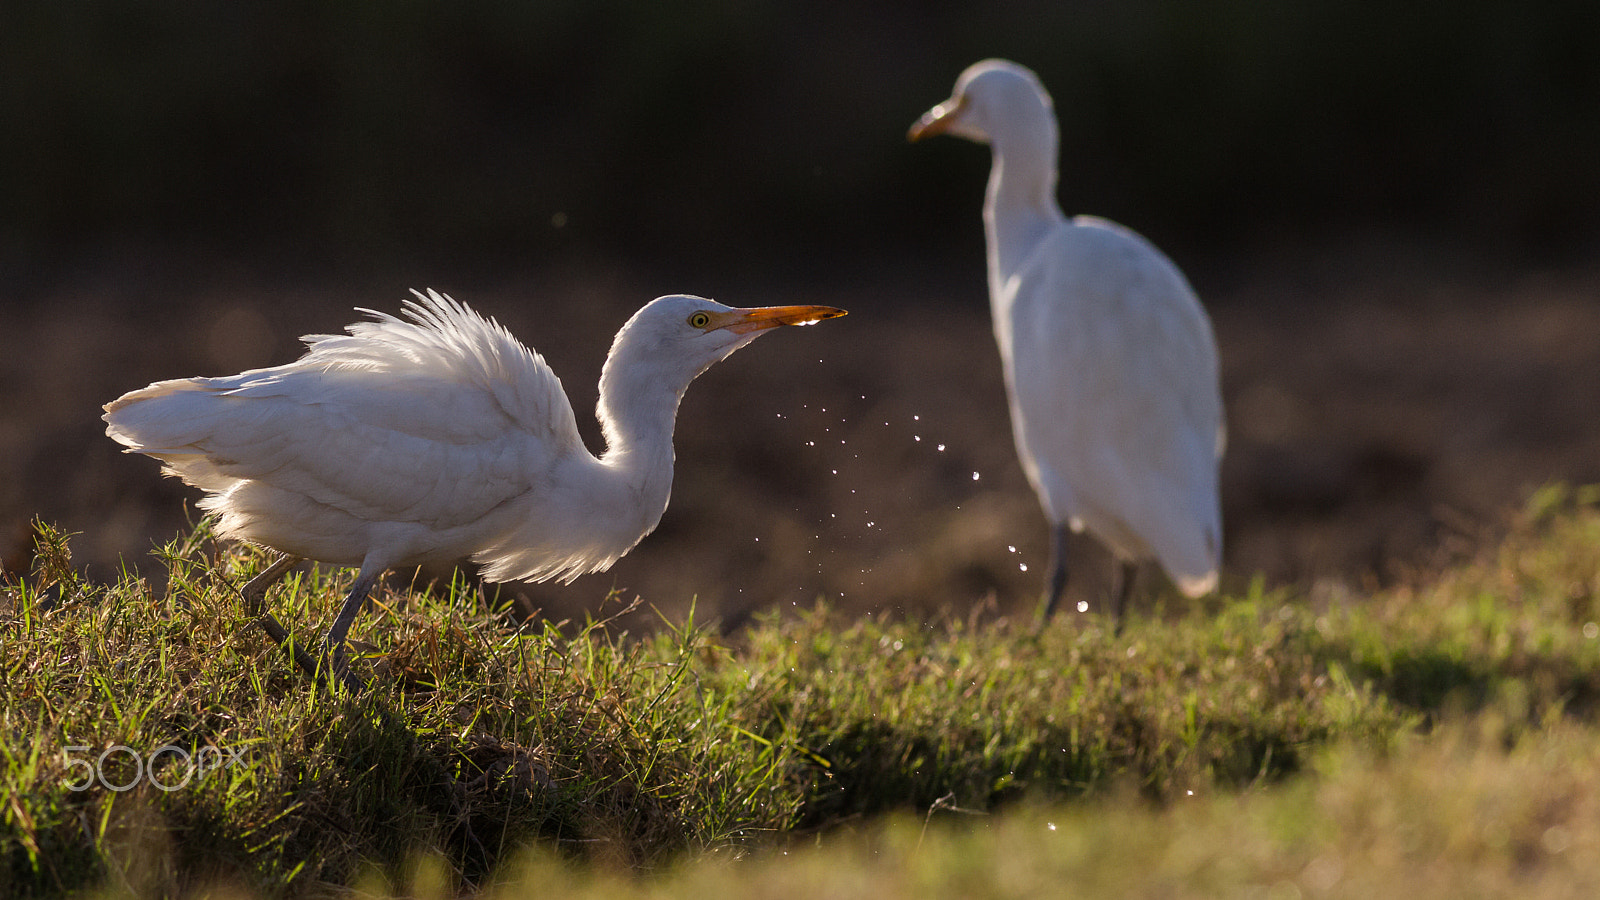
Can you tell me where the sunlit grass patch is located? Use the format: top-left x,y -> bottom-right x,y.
2,526 -> 801,896
474,718 -> 1600,900
4,484 -> 1600,897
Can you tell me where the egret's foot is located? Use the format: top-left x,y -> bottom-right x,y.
323,638 -> 370,694
328,660 -> 368,694
249,617 -> 363,693
1034,593 -> 1059,632
1035,524 -> 1070,629
1109,560 -> 1138,638
252,615 -> 331,684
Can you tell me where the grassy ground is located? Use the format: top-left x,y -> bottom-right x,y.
4,484 -> 1600,898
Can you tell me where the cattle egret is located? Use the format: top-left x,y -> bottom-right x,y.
910,59 -> 1223,625
106,289 -> 846,687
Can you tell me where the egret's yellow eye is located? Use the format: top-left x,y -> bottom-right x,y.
688,312 -> 711,328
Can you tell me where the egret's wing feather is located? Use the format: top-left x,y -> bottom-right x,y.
104,290 -> 583,528
1009,221 -> 1222,591
1066,217 -> 1222,445
299,289 -> 582,443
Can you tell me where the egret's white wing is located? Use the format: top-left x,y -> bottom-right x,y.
1006,220 -> 1222,591
1068,216 -> 1223,461
105,290 -> 582,529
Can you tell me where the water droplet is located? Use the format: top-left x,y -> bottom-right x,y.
1047,822 -> 1056,832
1076,600 -> 1088,613
1019,564 -> 1028,572
914,435 -> 921,441
1585,622 -> 1599,640
972,471 -> 980,481
937,443 -> 946,451
1008,545 -> 1017,553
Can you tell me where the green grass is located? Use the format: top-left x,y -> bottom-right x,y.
475,717 -> 1600,900
5,484 -> 1600,898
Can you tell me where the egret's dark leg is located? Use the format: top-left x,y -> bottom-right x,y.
1110,560 -> 1139,635
238,553 -> 325,680
1037,524 -> 1071,623
320,569 -> 381,692
239,552 -> 301,622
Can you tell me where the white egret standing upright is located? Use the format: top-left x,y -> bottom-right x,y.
106,289 -> 845,687
910,59 -> 1223,625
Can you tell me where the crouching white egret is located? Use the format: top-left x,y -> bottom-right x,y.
105,289 -> 846,687
910,59 -> 1224,626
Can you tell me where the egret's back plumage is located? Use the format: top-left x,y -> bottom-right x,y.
913,59 -> 1224,603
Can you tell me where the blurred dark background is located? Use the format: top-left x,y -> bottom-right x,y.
4,2 -> 1600,625
7,2 -> 1598,277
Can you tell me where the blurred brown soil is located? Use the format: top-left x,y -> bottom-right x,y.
6,249 -> 1600,629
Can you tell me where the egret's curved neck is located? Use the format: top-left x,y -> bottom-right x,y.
594,349 -> 682,516
983,119 -> 1064,296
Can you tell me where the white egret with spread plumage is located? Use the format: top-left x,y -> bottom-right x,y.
106,289 -> 845,687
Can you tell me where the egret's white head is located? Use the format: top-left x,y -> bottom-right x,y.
596,294 -> 847,454
908,59 -> 1054,148
609,295 -> 845,387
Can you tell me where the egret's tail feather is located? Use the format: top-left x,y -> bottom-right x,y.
1173,569 -> 1219,599
103,379 -> 250,493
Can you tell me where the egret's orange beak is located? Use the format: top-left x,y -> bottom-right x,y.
715,305 -> 847,335
908,101 -> 958,142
